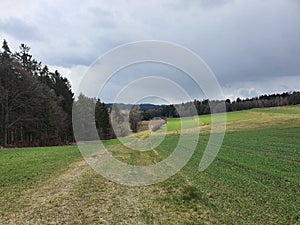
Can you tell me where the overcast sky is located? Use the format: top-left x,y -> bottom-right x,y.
1,0 -> 300,103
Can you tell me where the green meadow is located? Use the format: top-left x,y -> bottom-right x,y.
0,105 -> 299,224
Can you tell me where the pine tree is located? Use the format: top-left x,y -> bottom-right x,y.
95,99 -> 111,139
1,39 -> 12,59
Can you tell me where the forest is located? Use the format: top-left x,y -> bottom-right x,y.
0,40 -> 72,147
1,39 -> 300,147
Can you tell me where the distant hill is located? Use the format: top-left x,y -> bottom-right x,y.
106,103 -> 166,111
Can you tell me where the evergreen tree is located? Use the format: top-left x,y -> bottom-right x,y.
1,39 -> 12,59
15,43 -> 41,75
95,99 -> 111,139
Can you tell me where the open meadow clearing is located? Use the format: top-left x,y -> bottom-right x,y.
0,105 -> 300,224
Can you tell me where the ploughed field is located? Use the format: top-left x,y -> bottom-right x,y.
0,105 -> 299,224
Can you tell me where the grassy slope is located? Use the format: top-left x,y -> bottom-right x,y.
0,146 -> 82,218
0,105 -> 299,224
163,105 -> 300,134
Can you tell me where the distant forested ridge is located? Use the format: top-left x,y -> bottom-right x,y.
1,39 -> 300,147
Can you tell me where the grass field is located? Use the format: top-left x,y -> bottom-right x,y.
0,105 -> 299,224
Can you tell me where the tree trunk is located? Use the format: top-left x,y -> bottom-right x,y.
4,98 -> 8,147
1,103 -> 4,146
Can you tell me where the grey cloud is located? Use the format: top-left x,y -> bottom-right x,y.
27,3 -> 125,67
186,0 -> 300,84
167,0 -> 233,10
99,62 -> 205,103
0,17 -> 42,40
87,6 -> 117,28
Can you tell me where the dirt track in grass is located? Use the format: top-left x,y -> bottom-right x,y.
2,157 -> 216,225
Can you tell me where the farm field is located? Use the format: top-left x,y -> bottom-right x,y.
0,105 -> 300,224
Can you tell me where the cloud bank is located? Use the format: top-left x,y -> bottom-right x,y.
1,0 -> 299,102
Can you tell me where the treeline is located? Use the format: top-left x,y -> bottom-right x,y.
142,91 -> 300,119
225,92 -> 300,112
0,40 -> 73,147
